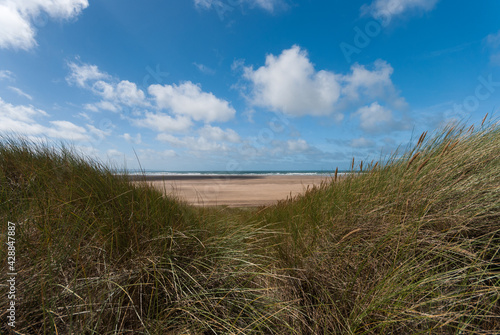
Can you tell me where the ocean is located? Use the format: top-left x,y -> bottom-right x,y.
126,170 -> 340,177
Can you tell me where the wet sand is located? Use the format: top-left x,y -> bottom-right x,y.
131,175 -> 331,207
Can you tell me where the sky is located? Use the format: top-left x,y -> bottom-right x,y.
0,0 -> 499,172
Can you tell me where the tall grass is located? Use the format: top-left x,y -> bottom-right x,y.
0,117 -> 499,334
262,119 -> 500,333
0,138 -> 288,334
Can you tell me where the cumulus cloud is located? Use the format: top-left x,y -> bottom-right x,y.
67,60 -> 236,137
67,62 -> 110,88
67,61 -> 147,111
342,60 -> 392,100
133,112 -> 193,133
198,125 -> 240,143
0,96 -> 47,126
93,80 -> 146,106
0,97 -> 91,141
353,102 -> 406,133
361,0 -> 439,21
244,45 -> 341,117
0,0 -> 89,50
148,82 -> 236,123
243,45 -> 407,118
47,120 -> 88,141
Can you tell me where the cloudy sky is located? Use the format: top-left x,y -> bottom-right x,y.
0,0 -> 499,171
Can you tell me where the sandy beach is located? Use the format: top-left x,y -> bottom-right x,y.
131,175 -> 330,207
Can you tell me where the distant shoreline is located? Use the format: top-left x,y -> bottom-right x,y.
125,171 -> 341,182
127,174 -> 266,181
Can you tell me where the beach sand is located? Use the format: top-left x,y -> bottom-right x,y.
131,175 -> 330,207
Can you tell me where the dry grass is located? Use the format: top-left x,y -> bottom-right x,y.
0,117 -> 499,334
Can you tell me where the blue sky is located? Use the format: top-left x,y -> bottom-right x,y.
0,0 -> 499,171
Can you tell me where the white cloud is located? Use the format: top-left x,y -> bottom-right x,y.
133,112 -> 193,133
0,0 -> 89,50
85,100 -> 118,112
0,4 -> 36,50
8,86 -> 32,100
68,61 -> 147,112
198,125 -> 240,143
92,80 -> 146,106
244,45 -> 341,117
287,139 -> 309,152
0,70 -> 14,81
361,0 -> 439,21
243,45 -> 407,117
67,62 -> 110,88
122,133 -> 142,145
91,80 -> 115,99
157,133 -> 227,152
0,97 -> 47,134
87,123 -> 112,141
156,126 -> 242,152
67,61 -> 233,130
0,97 -> 91,141
115,80 -> 146,106
149,81 -> 235,123
354,102 -> 394,132
350,137 -> 375,148
47,120 -> 89,141
342,60 -> 393,100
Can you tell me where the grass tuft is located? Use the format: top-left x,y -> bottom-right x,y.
1,117 -> 499,334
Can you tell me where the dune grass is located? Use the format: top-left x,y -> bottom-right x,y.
0,118 -> 499,334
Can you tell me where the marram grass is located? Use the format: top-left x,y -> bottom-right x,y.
0,118 -> 499,334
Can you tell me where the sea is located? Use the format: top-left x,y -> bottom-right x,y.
126,170 -> 341,177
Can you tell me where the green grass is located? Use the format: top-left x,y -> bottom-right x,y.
1,117 -> 499,334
